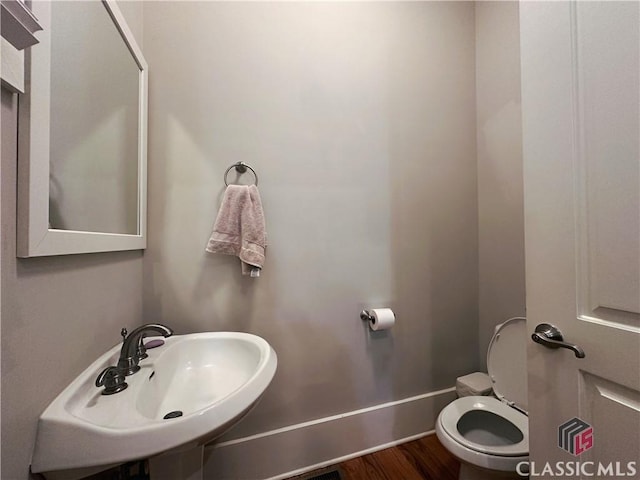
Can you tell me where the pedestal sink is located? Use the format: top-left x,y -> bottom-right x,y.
31,331 -> 277,480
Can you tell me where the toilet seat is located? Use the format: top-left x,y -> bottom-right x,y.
438,396 -> 528,457
487,317 -> 528,413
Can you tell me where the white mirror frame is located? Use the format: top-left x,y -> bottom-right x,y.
17,0 -> 147,257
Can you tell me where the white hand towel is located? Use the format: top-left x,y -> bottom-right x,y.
206,185 -> 267,276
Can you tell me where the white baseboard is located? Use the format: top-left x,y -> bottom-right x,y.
203,386 -> 456,480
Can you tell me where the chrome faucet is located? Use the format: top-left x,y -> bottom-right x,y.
117,323 -> 173,375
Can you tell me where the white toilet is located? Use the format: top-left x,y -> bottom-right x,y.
436,317 -> 529,480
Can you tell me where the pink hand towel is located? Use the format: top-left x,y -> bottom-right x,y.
206,185 -> 267,276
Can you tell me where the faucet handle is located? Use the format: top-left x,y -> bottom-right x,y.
136,336 -> 148,361
95,366 -> 128,395
121,327 -> 128,342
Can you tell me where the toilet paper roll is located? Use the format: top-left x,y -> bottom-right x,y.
369,308 -> 395,331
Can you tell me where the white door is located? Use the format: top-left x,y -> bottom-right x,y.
521,1 -> 640,478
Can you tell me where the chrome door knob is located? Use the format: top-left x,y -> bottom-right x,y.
532,323 -> 586,358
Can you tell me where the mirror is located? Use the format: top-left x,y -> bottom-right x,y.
49,1 -> 140,235
17,0 -> 147,257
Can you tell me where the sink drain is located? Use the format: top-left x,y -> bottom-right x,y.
163,411 -> 183,420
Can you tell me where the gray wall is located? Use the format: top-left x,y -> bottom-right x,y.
475,1 -> 525,369
0,4 -> 144,479
142,1 -> 479,440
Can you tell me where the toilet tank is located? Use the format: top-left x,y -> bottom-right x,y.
456,372 -> 493,397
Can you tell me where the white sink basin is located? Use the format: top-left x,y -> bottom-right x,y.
31,332 -> 277,478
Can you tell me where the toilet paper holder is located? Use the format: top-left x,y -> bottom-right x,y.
360,310 -> 375,322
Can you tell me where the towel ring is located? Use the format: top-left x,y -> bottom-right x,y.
224,162 -> 259,186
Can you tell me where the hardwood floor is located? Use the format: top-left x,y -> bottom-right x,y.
290,434 -> 460,480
